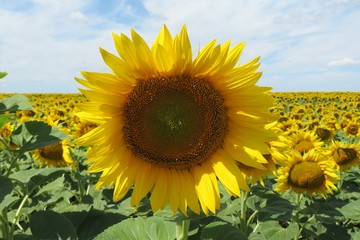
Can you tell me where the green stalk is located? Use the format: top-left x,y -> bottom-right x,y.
8,194 -> 30,240
239,190 -> 249,233
0,209 -> 10,239
176,219 -> 190,240
293,193 -> 303,240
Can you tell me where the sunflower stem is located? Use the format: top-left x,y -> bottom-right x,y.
293,193 -> 304,240
176,219 -> 190,240
8,193 -> 29,240
0,209 -> 10,240
239,190 -> 249,234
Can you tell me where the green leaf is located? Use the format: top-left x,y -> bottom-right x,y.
0,72 -> 7,79
30,210 -> 77,240
339,199 -> 360,221
252,221 -> 299,240
0,113 -> 13,130
200,221 -> 247,240
0,195 -> 20,211
0,176 -> 18,211
76,210 -> 128,240
0,94 -> 33,113
34,175 -> 65,197
10,121 -> 69,152
0,176 -> 13,201
9,168 -> 68,193
93,216 -> 176,240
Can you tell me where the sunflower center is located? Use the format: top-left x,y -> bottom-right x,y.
123,75 -> 228,169
347,125 -> 358,135
334,148 -> 357,166
39,143 -> 63,160
316,128 -> 331,140
288,161 -> 325,189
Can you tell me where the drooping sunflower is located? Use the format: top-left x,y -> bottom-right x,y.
328,141 -> 360,171
33,119 -> 75,168
274,149 -> 339,197
75,25 -> 276,215
33,140 -> 75,168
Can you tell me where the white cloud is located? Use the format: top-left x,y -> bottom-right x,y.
327,57 -> 360,67
69,11 -> 88,22
1,0 -> 360,92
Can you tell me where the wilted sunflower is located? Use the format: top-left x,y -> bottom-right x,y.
33,140 -> 75,168
75,25 -> 276,215
328,141 -> 360,171
33,118 -> 75,168
274,149 -> 339,197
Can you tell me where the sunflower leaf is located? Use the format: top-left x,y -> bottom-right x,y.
0,94 -> 33,113
249,220 -> 299,240
93,216 -> 176,240
30,210 -> 77,240
200,221 -> 247,240
0,113 -> 13,130
10,121 -> 69,152
0,176 -> 14,209
339,199 -> 360,221
0,72 -> 7,79
9,168 -> 68,193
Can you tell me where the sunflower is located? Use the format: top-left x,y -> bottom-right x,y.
343,121 -> 360,138
328,141 -> 360,171
75,25 -> 276,215
274,149 -> 339,197
282,131 -> 324,154
33,140 -> 75,168
33,118 -> 75,168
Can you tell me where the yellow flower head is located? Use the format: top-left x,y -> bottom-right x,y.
33,141 -> 75,168
33,118 -> 75,168
75,25 -> 276,215
274,149 -> 339,198
328,141 -> 360,171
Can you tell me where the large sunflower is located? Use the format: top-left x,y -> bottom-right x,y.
75,25 -> 276,215
274,149 -> 339,197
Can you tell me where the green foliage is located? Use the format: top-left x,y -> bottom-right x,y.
1,93 -> 360,239
0,72 -> 7,79
200,221 -> 247,240
93,216 -> 176,240
0,94 -> 33,113
30,210 -> 77,240
11,121 -> 69,153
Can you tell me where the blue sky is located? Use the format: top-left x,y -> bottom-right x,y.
0,0 -> 359,93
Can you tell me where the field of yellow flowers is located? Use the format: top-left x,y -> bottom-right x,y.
1,92 -> 359,240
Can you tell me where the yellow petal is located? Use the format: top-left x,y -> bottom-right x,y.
130,162 -> 156,207
168,169 -> 180,214
211,150 -> 242,196
150,169 -> 169,212
192,165 -> 216,214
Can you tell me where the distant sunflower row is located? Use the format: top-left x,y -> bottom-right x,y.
1,92 -> 359,200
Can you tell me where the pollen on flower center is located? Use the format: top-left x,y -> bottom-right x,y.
123,75 -> 228,169
288,161 -> 325,189
39,143 -> 64,160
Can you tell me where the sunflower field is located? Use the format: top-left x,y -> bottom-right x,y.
1,91 -> 359,240
1,26 -> 360,240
